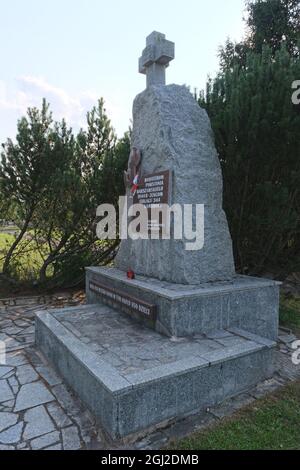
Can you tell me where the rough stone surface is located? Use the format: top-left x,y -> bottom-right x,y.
61,426 -> 81,450
14,382 -> 54,412
0,367 -> 14,379
46,402 -> 72,428
0,380 -> 14,402
36,366 -> 62,386
0,412 -> 18,433
0,422 -> 23,444
23,405 -> 55,440
6,352 -> 28,367
16,364 -> 39,385
0,294 -> 102,450
116,84 -> 235,285
30,431 -> 60,450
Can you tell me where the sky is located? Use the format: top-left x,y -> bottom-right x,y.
0,0 -> 246,144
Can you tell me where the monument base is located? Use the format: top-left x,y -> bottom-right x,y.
86,267 -> 280,340
36,304 -> 276,440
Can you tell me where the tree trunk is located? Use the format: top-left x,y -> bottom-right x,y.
2,211 -> 33,276
39,234 -> 70,283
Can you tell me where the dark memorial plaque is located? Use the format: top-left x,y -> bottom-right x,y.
89,281 -> 157,321
133,170 -> 172,235
133,170 -> 171,207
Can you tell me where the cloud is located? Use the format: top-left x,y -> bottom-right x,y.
0,76 -> 129,143
16,75 -> 96,129
0,80 -> 27,112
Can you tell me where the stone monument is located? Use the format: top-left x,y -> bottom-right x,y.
116,31 -> 235,284
36,32 -> 280,441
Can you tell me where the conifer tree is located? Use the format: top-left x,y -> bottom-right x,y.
202,46 -> 300,275
0,100 -> 55,275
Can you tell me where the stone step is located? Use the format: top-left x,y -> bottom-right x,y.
35,304 -> 276,440
86,266 -> 280,340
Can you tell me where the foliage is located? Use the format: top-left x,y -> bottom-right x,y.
0,99 -> 129,287
171,381 -> 300,450
246,0 -> 300,57
280,296 -> 300,333
200,1 -> 300,277
0,100 -> 56,277
219,0 -> 300,70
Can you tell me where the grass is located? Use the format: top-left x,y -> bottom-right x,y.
0,230 -> 109,297
280,296 -> 300,334
0,232 -> 14,269
0,225 -> 19,232
171,381 -> 300,450
0,231 -> 78,298
0,232 -> 45,281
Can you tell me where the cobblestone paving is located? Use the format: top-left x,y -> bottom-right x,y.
0,294 -> 104,450
0,294 -> 300,450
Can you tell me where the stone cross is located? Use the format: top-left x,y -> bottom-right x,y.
139,32 -> 175,87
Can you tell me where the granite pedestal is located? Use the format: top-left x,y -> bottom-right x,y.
36,303 -> 276,440
35,267 -> 279,440
86,267 -> 280,341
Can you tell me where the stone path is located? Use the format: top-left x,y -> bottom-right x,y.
0,294 -> 103,450
0,295 -> 300,450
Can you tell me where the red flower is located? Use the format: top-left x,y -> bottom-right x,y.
127,270 -> 135,280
